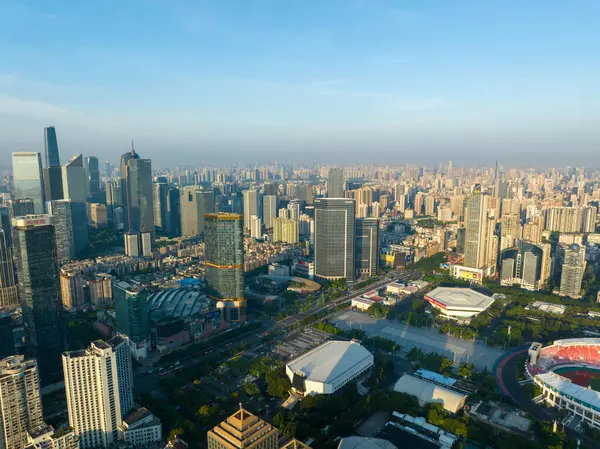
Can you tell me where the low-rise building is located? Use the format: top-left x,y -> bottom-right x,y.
119,406 -> 162,447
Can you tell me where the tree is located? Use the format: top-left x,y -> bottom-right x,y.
168,428 -> 184,441
198,405 -> 212,417
243,382 -> 260,397
367,302 -> 390,319
458,361 -> 474,379
412,298 -> 426,313
439,357 -> 453,374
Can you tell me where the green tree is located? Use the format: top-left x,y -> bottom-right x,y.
168,428 -> 184,441
458,361 -> 474,379
439,357 -> 453,374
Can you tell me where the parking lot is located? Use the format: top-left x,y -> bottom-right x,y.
332,311 -> 505,371
272,327 -> 331,360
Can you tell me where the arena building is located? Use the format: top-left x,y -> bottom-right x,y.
424,287 -> 494,320
527,338 -> 600,429
286,340 -> 373,396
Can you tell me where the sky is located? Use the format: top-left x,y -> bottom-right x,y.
0,0 -> 599,168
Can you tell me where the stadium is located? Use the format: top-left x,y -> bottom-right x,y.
526,338 -> 600,429
424,287 -> 494,320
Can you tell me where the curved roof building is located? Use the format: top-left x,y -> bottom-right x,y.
147,287 -> 214,320
393,374 -> 467,414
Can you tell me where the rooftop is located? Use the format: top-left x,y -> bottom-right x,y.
425,287 -> 494,311
286,340 -> 373,384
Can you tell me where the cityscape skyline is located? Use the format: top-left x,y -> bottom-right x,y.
0,0 -> 599,166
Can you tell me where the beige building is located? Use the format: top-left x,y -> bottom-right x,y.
207,406 -> 278,449
60,270 -> 85,310
89,203 -> 108,228
273,218 -> 299,244
89,273 -> 113,307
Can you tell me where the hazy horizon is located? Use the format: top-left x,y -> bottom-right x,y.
1,0 -> 598,168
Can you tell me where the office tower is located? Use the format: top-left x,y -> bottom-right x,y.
124,232 -> 140,257
63,341 -> 123,449
447,160 -> 454,179
204,213 -> 245,322
262,194 -> 277,229
293,184 -> 314,205
60,270 -> 85,310
105,178 -> 122,222
0,229 -> 18,309
89,203 -> 108,228
500,213 -> 521,251
273,218 -> 300,244
180,187 -> 214,236
327,168 -> 345,198
243,189 -> 260,232
153,180 -> 168,230
47,200 -> 75,265
165,187 -> 181,236
0,356 -> 44,449
114,281 -> 149,360
9,199 -> 35,218
500,241 -> 551,291
464,185 -> 496,270
109,335 -> 133,417
120,148 -> 154,235
60,154 -> 89,255
140,231 -> 152,257
89,273 -> 113,308
355,218 -> 379,278
557,244 -> 586,299
44,126 -> 60,167
314,198 -> 356,282
207,406 -> 278,449
12,215 -> 64,385
250,215 -> 262,239
0,311 -> 22,359
0,207 -> 11,247
263,182 -> 278,196
12,152 -> 45,214
85,156 -> 101,200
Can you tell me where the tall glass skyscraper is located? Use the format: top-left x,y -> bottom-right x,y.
61,154 -> 89,255
314,198 -> 356,282
44,126 -> 60,167
355,218 -> 380,278
12,152 -> 45,214
205,213 -> 245,322
85,156 -> 101,201
327,168 -> 345,198
12,215 -> 64,385
0,229 -> 18,309
120,149 -> 154,235
47,200 -> 75,265
114,281 -> 150,360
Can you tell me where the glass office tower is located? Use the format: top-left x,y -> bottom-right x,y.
12,152 -> 45,214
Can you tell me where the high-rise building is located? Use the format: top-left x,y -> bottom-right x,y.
500,213 -> 521,251
523,214 -> 544,244
204,213 -> 245,322
124,232 -> 140,257
355,218 -> 379,278
243,189 -> 260,232
250,215 -> 262,239
273,218 -> 300,244
464,185 -> 496,271
500,241 -> 551,291
12,152 -> 45,214
89,273 -> 113,308
180,187 -> 214,236
60,270 -> 85,310
153,180 -> 168,230
0,207 -> 11,247
0,356 -> 44,449
120,148 -> 154,235
262,194 -> 277,229
314,198 -> 356,281
0,229 -> 18,309
207,406 -> 278,449
557,244 -> 586,299
47,200 -> 75,265
113,281 -> 149,360
327,168 -> 345,198
89,203 -> 108,228
60,154 -> 89,255
545,206 -> 597,234
109,335 -> 134,418
63,341 -> 123,449
12,215 -> 64,385
44,126 -> 60,167
8,199 -> 35,219
165,187 -> 181,236
85,156 -> 101,201
287,200 -> 301,221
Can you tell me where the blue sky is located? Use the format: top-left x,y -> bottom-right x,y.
0,0 -> 599,167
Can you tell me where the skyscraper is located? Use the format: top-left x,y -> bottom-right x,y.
204,213 -> 245,322
250,215 -> 262,239
327,168 -> 345,198
8,198 -> 35,218
113,281 -> 149,360
0,229 -> 18,309
558,244 -> 586,299
47,200 -> 75,265
500,241 -> 551,291
355,218 -> 380,278
0,356 -> 44,449
262,194 -> 277,229
464,185 -> 497,271
85,156 -> 101,201
109,335 -> 134,418
63,341 -> 123,449
120,147 -> 154,235
153,179 -> 168,231
61,154 -> 89,255
12,152 -> 45,214
44,126 -> 60,167
12,215 -> 64,385
165,186 -> 181,236
242,189 -> 260,232
500,213 -> 521,251
180,186 -> 214,236
314,198 -> 356,281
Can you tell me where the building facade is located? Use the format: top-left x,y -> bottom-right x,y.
327,168 -> 345,198
114,281 -> 150,360
355,218 -> 380,278
12,215 -> 64,385
12,152 -> 45,214
47,200 -> 75,265
207,406 -> 278,449
0,229 -> 18,309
